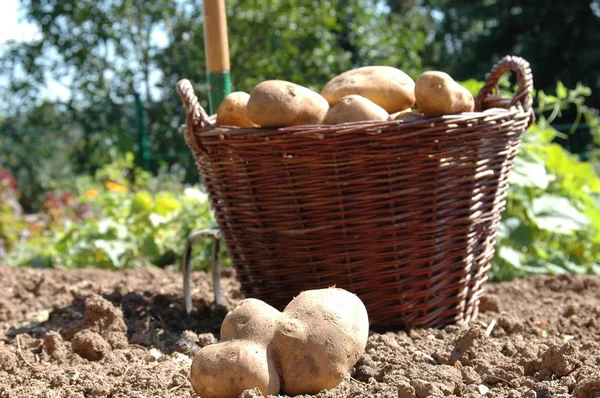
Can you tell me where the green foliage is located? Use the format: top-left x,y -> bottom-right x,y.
491,83 -> 600,280
421,0 -> 600,154
0,103 -> 81,211
5,157 -> 219,270
3,82 -> 600,281
0,169 -> 27,257
159,0 -> 430,91
1,0 -> 433,202
0,100 -> 143,211
2,0 -> 600,280
423,0 -> 600,104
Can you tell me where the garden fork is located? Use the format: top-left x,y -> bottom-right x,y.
182,227 -> 223,314
181,0 -> 230,315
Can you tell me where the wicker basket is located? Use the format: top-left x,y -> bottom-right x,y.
177,55 -> 534,330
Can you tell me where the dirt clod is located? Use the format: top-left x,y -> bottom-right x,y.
43,330 -> 70,362
71,330 -> 111,361
397,380 -> 416,398
538,342 -> 580,377
197,332 -> 218,347
0,345 -> 18,372
573,377 -> 600,398
81,294 -> 128,349
0,266 -> 599,398
479,294 -> 501,313
240,388 -> 265,398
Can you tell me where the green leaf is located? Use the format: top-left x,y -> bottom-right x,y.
131,190 -> 154,213
530,195 -> 590,234
511,223 -> 535,247
155,192 -> 182,216
141,235 -> 161,261
499,217 -> 535,247
521,265 -> 549,274
497,247 -> 523,269
562,261 -> 587,275
183,187 -> 209,203
556,81 -> 568,100
149,213 -> 167,227
545,263 -> 569,275
509,155 -> 553,189
92,239 -> 130,268
499,217 -> 520,238
459,79 -> 485,96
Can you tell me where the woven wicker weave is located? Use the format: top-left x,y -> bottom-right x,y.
177,55 -> 534,330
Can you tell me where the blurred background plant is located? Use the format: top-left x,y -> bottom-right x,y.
0,0 -> 599,278
3,154 -> 219,270
491,83 -> 600,280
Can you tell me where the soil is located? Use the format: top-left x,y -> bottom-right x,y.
1,266 -> 599,398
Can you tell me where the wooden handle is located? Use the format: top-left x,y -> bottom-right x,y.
203,0 -> 230,72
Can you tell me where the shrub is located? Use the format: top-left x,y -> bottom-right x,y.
491,83 -> 600,279
4,156 -> 219,270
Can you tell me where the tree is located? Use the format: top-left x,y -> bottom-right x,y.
1,0 -> 432,208
417,0 -> 600,154
423,1 -> 600,103
156,0 -> 430,110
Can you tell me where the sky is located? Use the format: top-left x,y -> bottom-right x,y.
0,0 -> 172,106
0,0 -> 40,45
0,0 -> 73,102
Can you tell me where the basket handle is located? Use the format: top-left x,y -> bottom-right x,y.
474,55 -> 534,123
176,79 -> 212,129
176,79 -> 213,154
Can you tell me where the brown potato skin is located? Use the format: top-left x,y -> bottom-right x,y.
190,288 -> 369,397
220,298 -> 282,347
246,80 -> 329,127
323,95 -> 389,125
389,109 -> 424,121
271,288 -> 370,395
215,92 -> 258,128
190,340 -> 280,398
321,66 -> 415,113
415,71 -> 475,116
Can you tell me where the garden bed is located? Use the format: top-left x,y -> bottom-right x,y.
0,266 -> 599,398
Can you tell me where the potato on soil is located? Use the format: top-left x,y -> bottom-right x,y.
246,80 -> 329,127
271,287 -> 370,395
321,66 -> 415,113
322,95 -> 389,125
190,340 -> 280,398
220,298 -> 282,346
415,71 -> 474,116
215,92 -> 258,128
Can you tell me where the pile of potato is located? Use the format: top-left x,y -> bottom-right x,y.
190,287 -> 369,398
215,66 -> 475,128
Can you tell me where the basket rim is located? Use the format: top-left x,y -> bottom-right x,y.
189,105 -> 528,137
176,55 -> 535,141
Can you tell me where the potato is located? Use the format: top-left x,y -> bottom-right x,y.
480,94 -> 512,111
272,287 -> 370,395
215,92 -> 258,128
220,298 -> 282,346
246,80 -> 329,127
414,71 -> 474,116
321,66 -> 415,113
389,109 -> 424,121
190,288 -> 369,397
322,95 -> 389,125
190,340 -> 280,398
